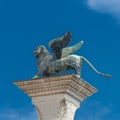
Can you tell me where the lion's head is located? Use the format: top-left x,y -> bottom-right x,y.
34,45 -> 45,56
34,45 -> 50,57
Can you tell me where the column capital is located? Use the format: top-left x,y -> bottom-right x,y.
14,75 -> 97,120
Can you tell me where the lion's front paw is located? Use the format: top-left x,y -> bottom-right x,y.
33,75 -> 40,79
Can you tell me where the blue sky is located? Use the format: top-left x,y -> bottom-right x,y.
0,0 -> 120,120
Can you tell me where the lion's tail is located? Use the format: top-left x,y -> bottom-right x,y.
80,56 -> 112,78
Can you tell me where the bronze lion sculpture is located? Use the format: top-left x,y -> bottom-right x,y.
33,45 -> 111,79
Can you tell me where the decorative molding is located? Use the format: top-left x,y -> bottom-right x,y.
14,75 -> 97,102
14,75 -> 97,120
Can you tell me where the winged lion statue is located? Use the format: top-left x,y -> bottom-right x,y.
33,32 -> 111,79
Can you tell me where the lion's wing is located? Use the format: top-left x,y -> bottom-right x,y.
61,41 -> 84,58
48,32 -> 71,59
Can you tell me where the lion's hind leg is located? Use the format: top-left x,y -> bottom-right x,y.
67,62 -> 81,78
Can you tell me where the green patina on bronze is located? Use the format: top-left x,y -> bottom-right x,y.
33,32 -> 112,79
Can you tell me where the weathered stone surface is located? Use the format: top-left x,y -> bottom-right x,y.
14,75 -> 97,120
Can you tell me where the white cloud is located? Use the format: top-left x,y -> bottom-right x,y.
86,0 -> 120,20
75,101 -> 111,120
0,107 -> 38,120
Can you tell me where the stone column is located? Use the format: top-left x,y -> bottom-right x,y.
14,75 -> 97,120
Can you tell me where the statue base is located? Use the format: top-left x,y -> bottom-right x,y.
14,75 -> 97,120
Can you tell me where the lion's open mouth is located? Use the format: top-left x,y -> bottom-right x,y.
34,51 -> 38,56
